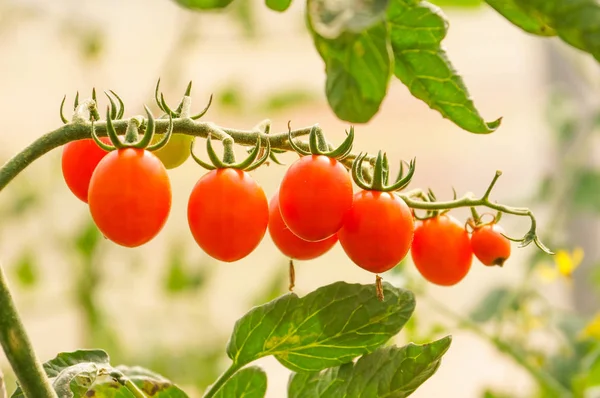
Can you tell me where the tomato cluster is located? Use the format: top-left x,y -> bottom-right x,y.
61,109 -> 512,289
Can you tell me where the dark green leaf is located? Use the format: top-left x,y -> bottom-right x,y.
572,169 -> 600,213
309,19 -> 392,123
288,336 -> 451,397
113,365 -> 189,397
485,0 -> 555,36
171,0 -> 235,10
307,0 -> 389,39
469,287 -> 511,323
266,0 -> 293,12
486,0 -> 600,61
227,281 -> 415,372
388,0 -> 501,133
214,366 -> 267,398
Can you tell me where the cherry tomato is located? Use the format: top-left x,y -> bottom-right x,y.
188,168 -> 268,262
151,133 -> 194,169
411,214 -> 472,286
338,191 -> 414,273
88,148 -> 171,247
471,224 -> 511,266
61,137 -> 110,203
278,155 -> 353,241
268,192 -> 337,260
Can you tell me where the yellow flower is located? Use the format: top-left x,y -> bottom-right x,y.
537,247 -> 584,282
580,313 -> 600,340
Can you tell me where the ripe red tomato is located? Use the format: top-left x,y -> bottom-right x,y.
471,224 -> 511,266
338,191 -> 414,273
61,137 -> 110,203
188,168 -> 268,262
411,214 -> 472,286
278,155 -> 353,242
88,148 -> 171,247
268,192 -> 337,260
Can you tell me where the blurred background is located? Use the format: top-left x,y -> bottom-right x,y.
0,0 -> 599,397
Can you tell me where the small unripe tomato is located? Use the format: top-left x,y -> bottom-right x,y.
188,168 -> 268,262
411,214 -> 472,286
268,192 -> 338,260
151,133 -> 194,169
471,224 -> 511,266
88,148 -> 172,247
61,137 -> 110,203
278,155 -> 353,242
338,191 -> 414,274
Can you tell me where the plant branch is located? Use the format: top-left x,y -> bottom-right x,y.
201,362 -> 242,398
0,267 -> 57,398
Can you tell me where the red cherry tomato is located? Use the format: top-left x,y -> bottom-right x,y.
61,137 -> 110,203
88,148 -> 171,247
471,224 -> 511,266
411,214 -> 472,286
278,155 -> 353,241
188,168 -> 268,262
268,192 -> 338,260
338,191 -> 414,273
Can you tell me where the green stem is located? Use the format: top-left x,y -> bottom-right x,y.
0,268 -> 57,398
123,379 -> 147,398
425,295 -> 572,398
202,362 -> 242,398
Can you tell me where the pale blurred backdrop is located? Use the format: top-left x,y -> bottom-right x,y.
0,0 -> 599,397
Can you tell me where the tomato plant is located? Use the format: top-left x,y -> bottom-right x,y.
471,223 -> 512,267
268,192 -> 338,260
61,137 -> 110,203
411,214 -> 473,286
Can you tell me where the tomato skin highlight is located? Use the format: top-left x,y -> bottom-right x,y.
151,133 -> 193,169
88,148 -> 172,248
188,168 -> 268,262
278,155 -> 353,242
268,192 -> 338,260
338,191 -> 414,274
411,214 -> 472,286
61,138 -> 110,203
471,224 -> 511,266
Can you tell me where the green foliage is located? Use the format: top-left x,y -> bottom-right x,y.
12,250 -> 38,288
172,0 -> 235,10
213,366 -> 267,398
287,336 -> 451,397
266,0 -> 293,12
485,0 -> 600,61
388,0 -> 501,133
163,245 -> 207,294
226,281 -> 415,372
307,0 -> 389,38
572,169 -> 600,214
430,0 -> 482,7
308,20 -> 393,123
469,286 -> 512,323
11,350 -> 188,398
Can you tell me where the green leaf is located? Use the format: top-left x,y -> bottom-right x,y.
214,366 -> 267,398
287,336 -> 451,397
485,0 -> 555,36
572,169 -> 600,214
171,0 -> 235,10
486,0 -> 600,62
387,0 -> 501,133
307,0 -> 389,39
430,0 -> 482,7
13,250 -> 38,288
309,19 -> 393,123
226,281 -> 415,372
266,0 -> 293,12
11,350 -> 188,398
469,286 -> 511,323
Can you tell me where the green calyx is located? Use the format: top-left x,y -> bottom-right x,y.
191,134 -> 271,171
352,151 -> 416,192
154,78 -> 213,120
91,101 -> 173,151
60,89 -> 123,124
288,124 -> 354,159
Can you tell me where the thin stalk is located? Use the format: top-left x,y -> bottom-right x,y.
202,362 -> 242,398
